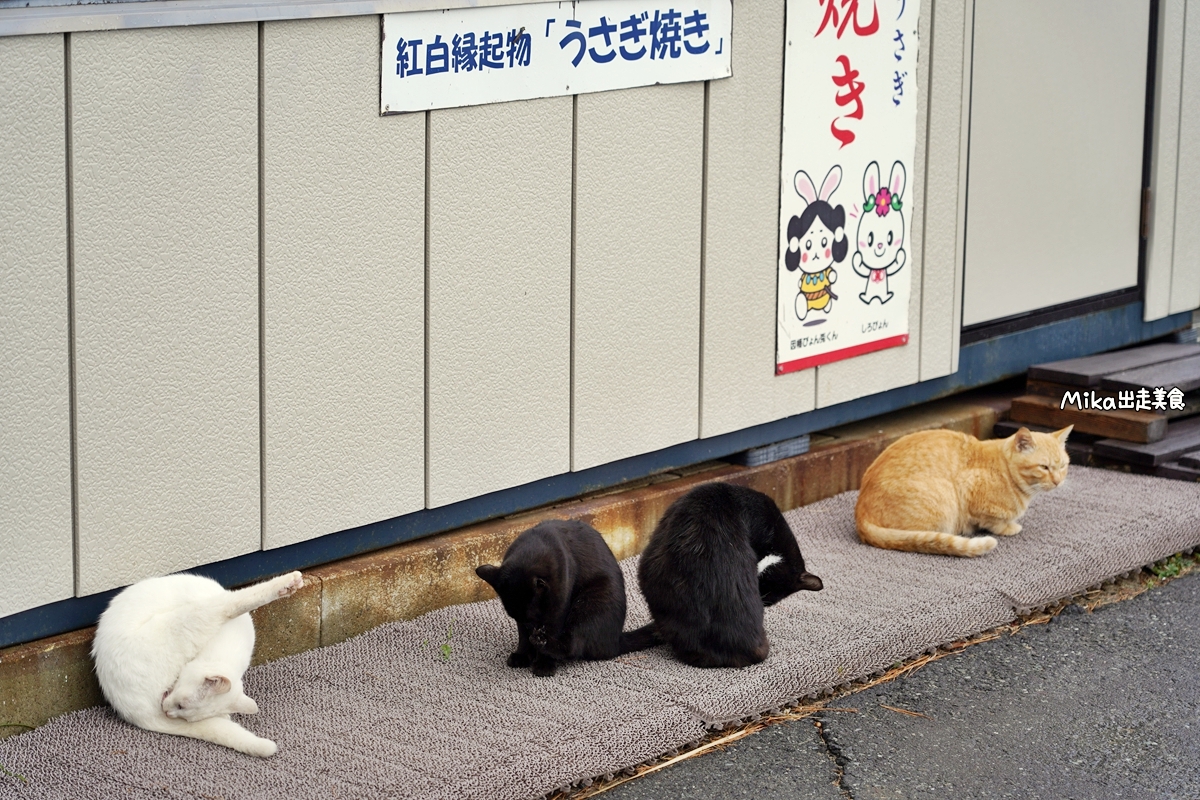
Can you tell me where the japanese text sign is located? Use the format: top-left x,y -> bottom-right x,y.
381,1 -> 732,115
775,0 -> 921,375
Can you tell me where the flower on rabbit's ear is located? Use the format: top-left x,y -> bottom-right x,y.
874,187 -> 892,217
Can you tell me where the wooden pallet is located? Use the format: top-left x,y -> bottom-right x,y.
1099,353 -> 1200,395
1092,416 -> 1200,466
1157,461 -> 1200,482
1027,343 -> 1200,386
1009,394 -> 1167,443
1179,452 -> 1200,469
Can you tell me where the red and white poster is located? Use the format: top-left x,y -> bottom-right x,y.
776,0 -> 920,375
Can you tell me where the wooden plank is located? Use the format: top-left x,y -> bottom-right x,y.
1025,378 -> 1200,419
991,419 -> 1095,463
1156,461 -> 1200,482
1093,416 -> 1200,466
1026,343 -> 1200,386
1099,353 -> 1200,394
1009,394 -> 1167,443
1178,451 -> 1200,469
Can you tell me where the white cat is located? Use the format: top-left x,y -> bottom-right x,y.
92,570 -> 303,757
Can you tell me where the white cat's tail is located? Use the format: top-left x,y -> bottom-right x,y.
857,520 -> 997,558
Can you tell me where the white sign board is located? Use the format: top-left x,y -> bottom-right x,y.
775,0 -> 920,375
381,1 -> 733,115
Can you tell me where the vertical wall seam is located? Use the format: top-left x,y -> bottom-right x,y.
65,31 -> 80,596
423,110 -> 432,507
258,21 -> 267,552
569,94 -> 578,471
697,79 -> 710,439
1188,0 -> 1198,311
952,0 -> 976,374
1170,0 -> 1186,306
917,0 -> 936,376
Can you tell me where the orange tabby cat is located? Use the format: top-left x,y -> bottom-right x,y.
855,426 -> 1072,557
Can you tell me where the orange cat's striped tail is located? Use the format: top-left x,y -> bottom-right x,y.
857,520 -> 997,558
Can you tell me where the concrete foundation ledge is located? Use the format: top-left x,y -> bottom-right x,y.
0,392 -> 1008,739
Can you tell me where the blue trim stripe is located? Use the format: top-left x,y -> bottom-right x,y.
1,302 -> 1189,650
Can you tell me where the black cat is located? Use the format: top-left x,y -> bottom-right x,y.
476,519 -> 627,677
622,482 -> 823,668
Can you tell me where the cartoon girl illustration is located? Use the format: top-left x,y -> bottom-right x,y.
852,160 -> 907,305
785,166 -> 847,322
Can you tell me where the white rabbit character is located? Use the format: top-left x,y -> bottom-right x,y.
785,166 -> 847,322
851,160 -> 907,305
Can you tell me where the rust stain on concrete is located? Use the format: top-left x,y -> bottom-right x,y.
0,628 -> 101,740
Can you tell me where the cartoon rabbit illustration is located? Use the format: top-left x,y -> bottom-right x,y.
785,165 -> 847,322
852,160 -> 907,305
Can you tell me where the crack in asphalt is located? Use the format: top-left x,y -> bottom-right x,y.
813,715 -> 854,799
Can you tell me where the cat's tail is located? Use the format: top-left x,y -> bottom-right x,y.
618,623 -> 661,654
857,520 -> 997,558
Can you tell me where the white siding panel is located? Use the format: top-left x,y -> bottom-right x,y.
573,83 -> 704,469
426,97 -> 572,508
1144,0 -> 1185,322
963,0 -> 1147,327
263,17 -> 425,548
817,0 -> 932,408
699,0 -> 817,439
1172,0 -> 1200,314
918,0 -> 971,380
72,25 -> 259,594
0,34 -> 73,615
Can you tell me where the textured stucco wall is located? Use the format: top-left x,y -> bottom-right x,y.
0,33 -> 73,616
71,25 -> 260,594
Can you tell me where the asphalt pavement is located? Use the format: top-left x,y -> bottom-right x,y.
606,571 -> 1200,800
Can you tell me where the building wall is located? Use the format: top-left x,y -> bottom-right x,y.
0,34 -> 72,617
263,17 -> 427,547
70,25 -> 260,596
1,0 -> 1194,615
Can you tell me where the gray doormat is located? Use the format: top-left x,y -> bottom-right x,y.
2,466 -> 1198,800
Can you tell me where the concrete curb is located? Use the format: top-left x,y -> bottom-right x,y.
0,392 -> 1009,739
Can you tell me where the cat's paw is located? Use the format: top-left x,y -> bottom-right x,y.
528,627 -> 548,648
965,536 -> 998,557
530,657 -> 558,678
276,571 -> 304,598
507,651 -> 533,668
995,522 -> 1022,536
243,737 -> 278,758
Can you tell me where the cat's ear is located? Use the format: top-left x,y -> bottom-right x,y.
1013,428 -> 1035,452
475,564 -> 500,587
1053,425 -> 1074,444
797,572 -> 823,592
202,676 -> 232,697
